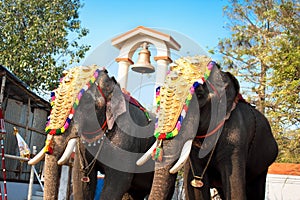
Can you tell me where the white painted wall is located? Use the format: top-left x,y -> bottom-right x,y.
265,174 -> 300,200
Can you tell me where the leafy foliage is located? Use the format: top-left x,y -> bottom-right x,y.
212,0 -> 299,162
0,0 -> 90,93
275,129 -> 300,163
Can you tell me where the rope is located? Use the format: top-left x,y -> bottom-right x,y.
82,120 -> 107,135
96,84 -> 107,103
138,74 -> 143,100
195,120 -> 225,139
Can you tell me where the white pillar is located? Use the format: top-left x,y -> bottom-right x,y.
153,58 -> 171,108
116,60 -> 132,89
155,58 -> 171,89
58,165 -> 71,200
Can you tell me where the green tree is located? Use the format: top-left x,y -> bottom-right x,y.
0,0 -> 90,92
212,0 -> 299,162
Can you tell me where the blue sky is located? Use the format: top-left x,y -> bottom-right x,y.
79,0 -> 229,59
77,0 -> 230,108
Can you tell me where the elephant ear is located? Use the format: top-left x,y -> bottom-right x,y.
106,85 -> 127,130
225,71 -> 240,95
206,64 -> 240,117
207,64 -> 227,96
223,71 -> 240,114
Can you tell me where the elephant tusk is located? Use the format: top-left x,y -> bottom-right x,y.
28,147 -> 46,165
57,138 -> 77,165
169,139 -> 193,174
136,141 -> 157,166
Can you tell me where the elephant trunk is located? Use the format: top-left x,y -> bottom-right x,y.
43,134 -> 67,200
43,153 -> 61,200
137,95 -> 200,199
148,163 -> 177,200
147,135 -> 193,200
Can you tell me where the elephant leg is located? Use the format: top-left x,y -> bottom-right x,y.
183,156 -> 210,200
72,169 -> 97,200
220,158 -> 247,200
100,169 -> 134,200
184,161 -> 204,200
126,172 -> 153,199
72,148 -> 97,200
246,169 -> 267,200
127,188 -> 148,200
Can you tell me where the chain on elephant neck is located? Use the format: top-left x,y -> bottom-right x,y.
78,134 -> 105,182
189,134 -> 218,188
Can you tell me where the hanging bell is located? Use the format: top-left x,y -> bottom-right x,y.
132,42 -> 155,73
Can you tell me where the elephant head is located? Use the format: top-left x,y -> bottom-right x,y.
29,66 -> 155,200
137,56 -> 241,200
27,66 -> 112,199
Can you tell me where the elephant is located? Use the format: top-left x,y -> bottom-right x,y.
137,56 -> 278,200
29,66 -> 156,200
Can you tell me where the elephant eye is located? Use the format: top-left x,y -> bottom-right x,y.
195,85 -> 206,97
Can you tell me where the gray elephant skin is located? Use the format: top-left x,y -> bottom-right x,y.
139,62 -> 278,200
29,68 -> 155,200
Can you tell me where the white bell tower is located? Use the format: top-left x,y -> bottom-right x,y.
111,26 -> 181,90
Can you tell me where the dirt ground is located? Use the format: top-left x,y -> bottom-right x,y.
268,163 -> 300,175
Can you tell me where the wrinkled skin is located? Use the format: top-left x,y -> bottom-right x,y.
147,94 -> 200,200
147,64 -> 278,200
43,70 -> 155,200
43,134 -> 69,199
184,102 -> 277,200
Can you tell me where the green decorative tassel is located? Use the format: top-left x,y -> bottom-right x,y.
144,111 -> 151,122
152,140 -> 163,162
